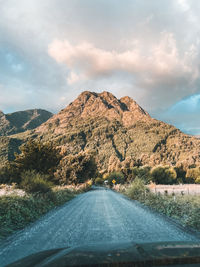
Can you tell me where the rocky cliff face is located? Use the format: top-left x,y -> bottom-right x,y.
35,91 -> 200,171
0,109 -> 53,136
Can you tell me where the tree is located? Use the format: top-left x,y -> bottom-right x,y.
150,166 -> 177,184
9,139 -> 61,183
174,165 -> 186,183
131,166 -> 151,184
186,167 -> 200,184
104,171 -> 125,187
54,152 -> 97,184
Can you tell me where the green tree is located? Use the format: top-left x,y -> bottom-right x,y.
150,166 -> 177,184
186,167 -> 200,184
8,140 -> 61,183
55,152 -> 97,184
131,166 -> 151,184
174,165 -> 186,183
105,171 -> 125,187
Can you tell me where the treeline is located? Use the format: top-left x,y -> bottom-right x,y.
0,140 -> 97,193
95,165 -> 200,186
0,139 -> 200,194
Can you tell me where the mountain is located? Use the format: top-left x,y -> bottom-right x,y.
0,109 -> 53,136
34,91 -> 200,171
37,91 -> 152,134
0,109 -> 53,165
0,91 -> 200,171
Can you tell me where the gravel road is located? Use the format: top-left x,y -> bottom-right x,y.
0,187 -> 199,266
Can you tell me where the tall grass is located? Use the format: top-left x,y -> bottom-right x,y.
115,180 -> 200,232
0,183 -> 91,240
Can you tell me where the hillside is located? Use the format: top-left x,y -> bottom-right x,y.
0,91 -> 200,171
35,91 -> 200,171
0,109 -> 52,165
0,109 -> 53,136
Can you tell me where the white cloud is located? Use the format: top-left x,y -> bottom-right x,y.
48,32 -> 198,81
48,32 -> 200,110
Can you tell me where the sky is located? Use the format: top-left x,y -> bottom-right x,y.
0,0 -> 200,135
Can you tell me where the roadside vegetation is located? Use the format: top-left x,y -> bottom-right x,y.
0,183 -> 91,240
0,140 -> 93,240
1,138 -> 200,239
114,179 -> 200,232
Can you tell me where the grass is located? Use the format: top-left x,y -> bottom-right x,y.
0,183 -> 91,240
115,181 -> 200,232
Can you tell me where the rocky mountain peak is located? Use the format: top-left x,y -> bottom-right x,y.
37,91 -> 152,134
120,96 -> 150,116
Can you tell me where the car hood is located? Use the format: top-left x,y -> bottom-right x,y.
6,241 -> 200,267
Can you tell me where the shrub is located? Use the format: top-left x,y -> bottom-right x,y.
11,140 -> 61,182
150,166 -> 177,184
54,152 -> 97,184
131,166 -> 151,184
174,165 -> 186,183
195,177 -> 200,184
120,184 -> 200,232
20,170 -> 53,193
126,178 -> 149,200
105,171 -> 125,187
0,166 -> 12,184
186,167 -> 200,184
95,177 -> 104,185
0,184 -> 90,240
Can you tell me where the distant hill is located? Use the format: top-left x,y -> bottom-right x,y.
0,91 -> 200,171
0,109 -> 53,136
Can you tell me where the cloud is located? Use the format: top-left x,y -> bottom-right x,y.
48,31 -> 200,110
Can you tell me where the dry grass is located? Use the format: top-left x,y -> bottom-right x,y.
0,182 -> 91,240
115,180 -> 200,232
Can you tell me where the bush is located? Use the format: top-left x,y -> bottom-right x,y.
105,171 -> 125,187
131,166 -> 151,184
20,170 -> 53,193
126,178 -> 149,200
120,184 -> 200,232
54,152 -> 97,184
150,166 -> 177,184
186,167 -> 200,184
195,177 -> 200,184
174,165 -> 186,184
0,184 -> 90,240
10,140 -> 61,183
95,177 -> 104,185
0,166 -> 11,184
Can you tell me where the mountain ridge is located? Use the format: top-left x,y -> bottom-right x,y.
34,91 -> 200,171
0,109 -> 53,136
0,91 -> 200,171
36,91 -> 153,134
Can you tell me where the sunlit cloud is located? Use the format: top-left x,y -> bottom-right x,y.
49,32 -> 195,82
48,31 -> 200,110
